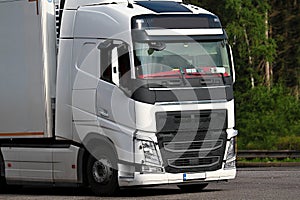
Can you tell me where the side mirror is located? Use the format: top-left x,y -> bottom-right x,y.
148,41 -> 166,51
227,44 -> 236,83
148,42 -> 166,55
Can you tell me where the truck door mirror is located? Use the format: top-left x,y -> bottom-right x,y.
227,44 -> 236,83
111,47 -> 120,86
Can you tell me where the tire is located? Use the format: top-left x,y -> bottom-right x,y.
0,176 -> 7,193
0,153 -> 7,193
177,183 -> 209,192
86,146 -> 119,196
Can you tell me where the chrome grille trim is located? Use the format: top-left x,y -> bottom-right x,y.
163,139 -> 224,153
168,156 -> 220,168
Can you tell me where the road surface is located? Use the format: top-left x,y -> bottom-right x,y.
0,167 -> 299,200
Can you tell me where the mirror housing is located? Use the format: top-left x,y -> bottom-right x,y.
148,41 -> 166,51
227,44 -> 236,83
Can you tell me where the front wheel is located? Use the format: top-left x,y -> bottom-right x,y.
177,183 -> 209,193
86,147 -> 119,196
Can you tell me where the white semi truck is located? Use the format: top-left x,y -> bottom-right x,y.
0,0 -> 238,196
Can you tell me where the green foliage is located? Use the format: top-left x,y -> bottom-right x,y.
183,0 -> 300,150
270,0 -> 300,90
236,85 -> 300,150
276,136 -> 300,150
225,0 -> 276,88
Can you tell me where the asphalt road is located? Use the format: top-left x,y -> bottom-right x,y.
0,167 -> 299,200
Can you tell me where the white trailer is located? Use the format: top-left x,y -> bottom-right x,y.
0,0 -> 238,196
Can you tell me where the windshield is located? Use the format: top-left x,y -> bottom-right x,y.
134,41 -> 231,79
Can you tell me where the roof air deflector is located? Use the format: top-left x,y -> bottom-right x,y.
135,1 -> 192,13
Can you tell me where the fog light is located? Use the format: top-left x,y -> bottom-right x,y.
141,165 -> 164,174
224,160 -> 236,169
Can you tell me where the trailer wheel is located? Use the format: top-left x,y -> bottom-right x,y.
0,153 -> 6,193
0,176 -> 6,192
177,183 -> 208,193
86,146 -> 119,196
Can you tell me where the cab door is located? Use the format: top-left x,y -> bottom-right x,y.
96,40 -> 135,129
96,40 -> 136,164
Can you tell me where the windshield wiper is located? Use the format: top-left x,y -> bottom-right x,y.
219,73 -> 226,85
179,67 -> 187,86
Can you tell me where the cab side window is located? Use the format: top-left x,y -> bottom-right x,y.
118,44 -> 131,86
99,40 -> 131,87
100,43 -> 113,83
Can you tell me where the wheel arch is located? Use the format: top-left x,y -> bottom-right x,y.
78,132 -> 119,185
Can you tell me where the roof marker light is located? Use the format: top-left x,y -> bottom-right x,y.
136,19 -> 145,29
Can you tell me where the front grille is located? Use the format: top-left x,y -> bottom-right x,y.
157,130 -> 227,173
164,140 -> 224,152
168,156 -> 220,168
156,109 -> 227,132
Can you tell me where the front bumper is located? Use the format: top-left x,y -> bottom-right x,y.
118,128 -> 238,187
119,167 -> 236,187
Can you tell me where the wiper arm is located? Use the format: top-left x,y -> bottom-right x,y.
179,67 -> 187,86
218,73 -> 226,85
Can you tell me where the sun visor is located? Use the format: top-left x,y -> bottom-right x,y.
132,14 -> 222,30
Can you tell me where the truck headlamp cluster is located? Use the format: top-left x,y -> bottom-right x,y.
141,140 -> 161,166
224,137 -> 236,169
135,138 -> 163,173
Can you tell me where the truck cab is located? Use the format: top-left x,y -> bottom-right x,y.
0,0 -> 237,196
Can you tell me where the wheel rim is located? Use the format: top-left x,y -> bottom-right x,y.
92,158 -> 113,184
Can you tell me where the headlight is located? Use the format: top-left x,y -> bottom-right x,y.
226,137 -> 236,160
140,140 -> 161,166
224,137 -> 236,169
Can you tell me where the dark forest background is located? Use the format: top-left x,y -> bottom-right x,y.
184,0 -> 300,150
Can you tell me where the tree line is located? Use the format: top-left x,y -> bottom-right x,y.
184,0 -> 300,150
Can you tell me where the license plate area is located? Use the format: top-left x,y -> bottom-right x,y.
183,173 -> 206,181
